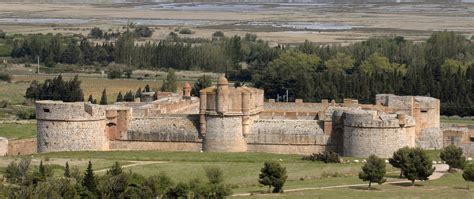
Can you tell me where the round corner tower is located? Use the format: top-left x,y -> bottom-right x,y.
199,75 -> 264,152
36,101 -> 109,152
342,110 -> 416,158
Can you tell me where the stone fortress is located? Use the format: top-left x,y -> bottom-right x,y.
36,75 -> 445,158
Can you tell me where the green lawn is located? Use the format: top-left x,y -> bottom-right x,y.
441,118 -> 474,126
0,151 -> 468,197
0,122 -> 36,139
245,173 -> 474,198
27,151 -> 394,194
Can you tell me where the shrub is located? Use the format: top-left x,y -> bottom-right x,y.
179,28 -> 193,34
107,70 -> 122,79
440,145 -> 466,171
258,161 -> 287,193
134,26 -> 153,38
463,163 -> 474,190
89,27 -> 103,39
212,31 -> 224,38
302,151 -> 340,163
0,72 -> 12,82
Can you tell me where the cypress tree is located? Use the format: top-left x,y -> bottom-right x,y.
64,161 -> 71,178
116,91 -> 123,102
144,84 -> 151,92
87,94 -> 94,103
83,161 -> 96,193
100,89 -> 108,105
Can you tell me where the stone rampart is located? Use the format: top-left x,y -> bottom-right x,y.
36,101 -> 108,152
126,115 -> 200,142
264,102 -> 328,113
343,110 -> 416,158
0,137 -> 7,156
8,138 -> 36,155
109,140 -> 202,152
204,116 -> 247,152
246,119 -> 333,154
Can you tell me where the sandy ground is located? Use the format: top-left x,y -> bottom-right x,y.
0,2 -> 473,43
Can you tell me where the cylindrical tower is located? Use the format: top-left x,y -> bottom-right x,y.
36,101 -> 108,152
343,110 -> 416,158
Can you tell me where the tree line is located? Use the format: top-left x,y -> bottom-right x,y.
9,31 -> 474,115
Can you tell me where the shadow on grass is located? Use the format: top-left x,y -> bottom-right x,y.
348,186 -> 381,191
453,186 -> 470,190
390,182 -> 424,187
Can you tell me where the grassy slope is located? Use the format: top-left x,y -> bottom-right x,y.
0,123 -> 36,139
31,151 -> 392,193
246,173 -> 474,198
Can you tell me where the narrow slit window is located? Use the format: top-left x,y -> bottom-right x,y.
43,108 -> 50,113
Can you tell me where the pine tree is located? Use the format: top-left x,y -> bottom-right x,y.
440,145 -> 466,172
64,161 -> 71,178
258,161 -> 288,193
403,148 -> 435,186
100,89 -> 108,105
106,162 -> 123,176
83,161 -> 96,193
359,155 -> 386,189
389,147 -> 411,177
116,91 -> 123,102
463,164 -> 474,190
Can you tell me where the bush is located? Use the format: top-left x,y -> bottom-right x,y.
302,151 -> 340,163
258,161 -> 287,193
440,145 -> 466,171
134,26 -> 153,38
89,27 -> 103,39
179,28 -> 194,34
212,31 -> 224,38
107,70 -> 122,79
14,106 -> 36,119
0,72 -> 12,82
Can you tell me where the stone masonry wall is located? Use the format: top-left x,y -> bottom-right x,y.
36,101 -> 109,152
126,115 -> 200,142
204,116 -> 247,152
0,137 -> 7,156
246,119 -> 335,154
37,120 -> 107,152
109,140 -> 202,152
8,138 -> 36,155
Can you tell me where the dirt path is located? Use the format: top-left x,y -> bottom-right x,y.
95,161 -> 165,173
232,164 -> 449,197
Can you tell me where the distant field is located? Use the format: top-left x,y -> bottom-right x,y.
441,118 -> 474,126
0,74 -> 193,105
0,122 -> 36,139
